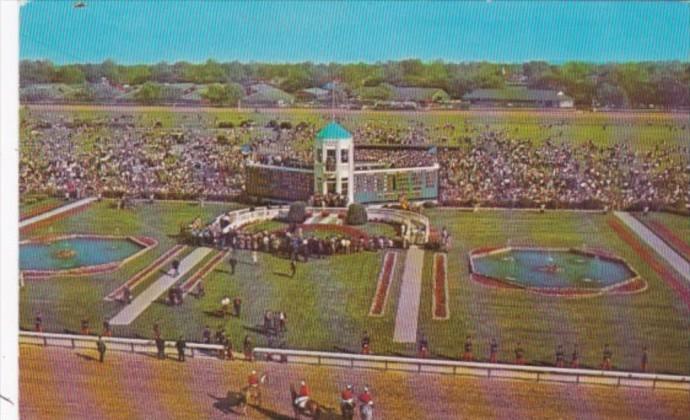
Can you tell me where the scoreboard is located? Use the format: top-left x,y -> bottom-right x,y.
354,167 -> 438,203
245,165 -> 314,201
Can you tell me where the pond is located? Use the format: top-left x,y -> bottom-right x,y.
20,236 -> 146,271
470,248 -> 636,290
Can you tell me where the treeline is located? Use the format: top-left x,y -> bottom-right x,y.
20,59 -> 690,108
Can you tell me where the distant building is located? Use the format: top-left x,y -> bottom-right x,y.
243,83 -> 294,107
296,87 -> 331,103
391,86 -> 449,104
463,88 -> 574,108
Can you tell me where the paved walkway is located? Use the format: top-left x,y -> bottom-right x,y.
19,197 -> 97,228
110,247 -> 213,325
614,212 -> 690,284
393,246 -> 425,343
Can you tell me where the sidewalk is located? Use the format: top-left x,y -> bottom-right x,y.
393,246 -> 425,343
109,247 -> 213,325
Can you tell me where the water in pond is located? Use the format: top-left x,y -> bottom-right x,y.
472,249 -> 635,289
20,237 -> 144,271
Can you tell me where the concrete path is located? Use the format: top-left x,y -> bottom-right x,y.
109,247 -> 213,325
614,212 -> 690,284
19,197 -> 97,228
393,246 -> 425,343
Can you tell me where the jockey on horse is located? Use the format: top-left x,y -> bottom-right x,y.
294,380 -> 311,409
340,384 -> 356,419
290,380 -> 321,418
358,387 -> 374,420
241,370 -> 266,415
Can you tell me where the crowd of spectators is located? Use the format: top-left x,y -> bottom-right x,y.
20,110 -> 690,210
438,130 -> 690,209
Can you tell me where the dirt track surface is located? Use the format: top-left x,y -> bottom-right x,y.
20,345 -> 690,420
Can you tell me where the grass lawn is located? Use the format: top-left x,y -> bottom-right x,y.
19,201 -> 690,375
417,209 -> 690,374
19,199 -> 243,335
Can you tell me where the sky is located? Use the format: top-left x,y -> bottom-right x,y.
20,1 -> 690,64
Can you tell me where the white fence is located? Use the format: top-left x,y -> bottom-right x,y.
215,205 -> 431,243
19,332 -> 690,391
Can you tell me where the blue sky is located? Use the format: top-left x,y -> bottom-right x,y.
20,1 -> 689,64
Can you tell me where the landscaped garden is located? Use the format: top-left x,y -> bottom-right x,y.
18,201 -> 690,374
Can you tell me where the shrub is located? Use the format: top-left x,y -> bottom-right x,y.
279,121 -> 293,130
287,201 -> 307,223
217,121 -> 234,129
216,134 -> 229,145
346,203 -> 367,225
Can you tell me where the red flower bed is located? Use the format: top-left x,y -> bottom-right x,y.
608,218 -> 690,310
471,273 -> 523,289
645,219 -> 690,261
20,201 -> 93,235
20,201 -> 64,221
433,253 -> 448,319
369,252 -> 396,316
607,277 -> 648,294
470,246 -> 501,256
181,250 -> 227,293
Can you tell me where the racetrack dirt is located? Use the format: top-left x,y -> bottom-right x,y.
19,345 -> 690,419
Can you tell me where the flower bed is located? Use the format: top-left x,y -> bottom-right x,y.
432,253 -> 449,320
644,219 -> 690,261
608,218 -> 690,309
20,200 -> 93,235
181,250 -> 227,295
369,252 -> 397,316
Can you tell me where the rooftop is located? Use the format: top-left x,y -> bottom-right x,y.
316,122 -> 352,140
463,88 -> 573,102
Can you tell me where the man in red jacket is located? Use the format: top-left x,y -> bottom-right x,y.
294,380 -> 310,409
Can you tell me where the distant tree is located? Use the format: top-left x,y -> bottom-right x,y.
201,83 -> 244,106
287,201 -> 307,224
53,65 -> 85,84
134,82 -> 162,104
346,203 -> 367,225
596,82 -> 628,108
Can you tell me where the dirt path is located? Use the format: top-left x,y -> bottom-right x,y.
20,345 -> 690,420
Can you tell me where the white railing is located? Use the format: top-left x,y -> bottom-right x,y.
214,205 -> 431,243
19,332 -> 690,391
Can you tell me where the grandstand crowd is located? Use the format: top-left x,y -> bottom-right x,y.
20,110 -> 690,210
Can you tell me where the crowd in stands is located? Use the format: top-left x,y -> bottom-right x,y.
438,130 -> 690,209
20,110 -> 690,210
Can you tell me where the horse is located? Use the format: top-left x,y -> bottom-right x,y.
290,384 -> 322,419
360,401 -> 374,420
340,399 -> 355,420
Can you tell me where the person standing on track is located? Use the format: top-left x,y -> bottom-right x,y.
96,335 -> 106,363
176,335 -> 187,362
